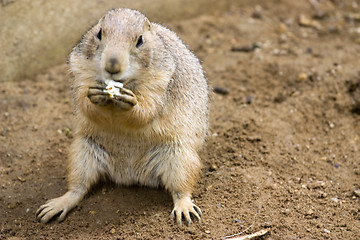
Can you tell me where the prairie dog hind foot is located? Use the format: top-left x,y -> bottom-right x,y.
170,193 -> 202,225
36,191 -> 84,223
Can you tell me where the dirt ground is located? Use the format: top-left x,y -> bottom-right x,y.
1,0 -> 360,239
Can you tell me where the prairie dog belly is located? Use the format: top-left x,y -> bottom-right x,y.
92,134 -> 162,187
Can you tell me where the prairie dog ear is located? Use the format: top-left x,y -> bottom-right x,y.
143,18 -> 152,32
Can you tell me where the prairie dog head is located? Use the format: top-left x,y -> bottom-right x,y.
71,9 -> 154,85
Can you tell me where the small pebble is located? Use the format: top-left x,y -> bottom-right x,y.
297,73 -> 308,81
278,34 -> 287,44
205,230 -> 211,234
213,86 -> 229,95
247,135 -> 262,142
252,5 -> 262,19
234,218 -> 243,223
17,176 -> 26,182
331,197 -> 339,203
209,163 -> 217,172
231,43 -> 260,52
245,96 -> 253,104
277,23 -> 288,33
324,229 -> 330,234
310,180 -> 325,189
354,189 -> 360,197
313,10 -> 326,20
305,209 -> 314,216
298,14 -> 321,29
334,163 -> 339,168
262,222 -> 272,228
318,191 -> 327,198
110,228 -> 116,234
274,92 -> 286,103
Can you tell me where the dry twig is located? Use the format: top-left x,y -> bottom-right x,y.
225,229 -> 269,240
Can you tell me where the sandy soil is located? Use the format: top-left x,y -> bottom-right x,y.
1,0 -> 360,239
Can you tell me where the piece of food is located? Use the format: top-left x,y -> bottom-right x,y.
104,79 -> 123,98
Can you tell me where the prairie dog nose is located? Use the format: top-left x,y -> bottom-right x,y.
105,57 -> 121,74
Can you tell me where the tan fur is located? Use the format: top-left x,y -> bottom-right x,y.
36,8 -> 209,225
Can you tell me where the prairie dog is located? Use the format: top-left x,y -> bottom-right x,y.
36,8 -> 209,225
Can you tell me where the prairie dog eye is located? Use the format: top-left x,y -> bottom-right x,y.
136,35 -> 143,48
96,28 -> 102,40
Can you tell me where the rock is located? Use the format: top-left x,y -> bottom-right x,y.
278,34 -> 287,44
297,73 -> 308,81
262,222 -> 272,228
354,189 -> 360,197
274,92 -> 286,103
245,96 -> 253,104
318,191 -> 327,198
7,202 -> 19,209
231,43 -> 260,52
277,23 -> 288,34
247,135 -> 262,142
298,14 -> 322,29
313,10 -> 326,20
213,86 -> 229,95
209,163 -> 217,172
17,176 -> 26,182
305,209 -> 314,216
252,5 -> 262,19
110,228 -> 116,234
234,218 -> 243,223
309,180 -> 325,189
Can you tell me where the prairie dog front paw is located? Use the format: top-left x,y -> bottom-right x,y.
88,86 -> 111,106
112,87 -> 138,110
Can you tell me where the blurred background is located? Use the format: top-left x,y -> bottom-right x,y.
0,0 -> 249,82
